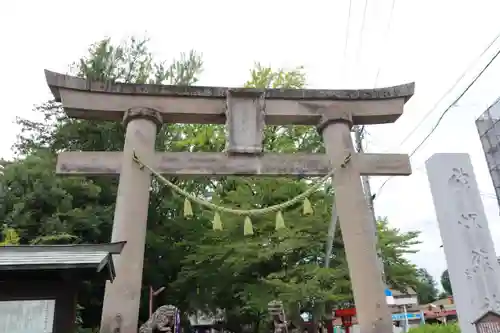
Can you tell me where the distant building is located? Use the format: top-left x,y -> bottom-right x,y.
476,97 -> 500,208
335,288 -> 422,333
420,297 -> 457,325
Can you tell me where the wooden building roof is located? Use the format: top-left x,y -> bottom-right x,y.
0,242 -> 125,281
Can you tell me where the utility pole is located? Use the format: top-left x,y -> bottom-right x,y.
353,126 -> 386,281
323,200 -> 338,268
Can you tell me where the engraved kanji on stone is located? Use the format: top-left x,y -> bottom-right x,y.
483,295 -> 500,312
458,213 -> 482,229
450,167 -> 471,187
466,269 -> 474,280
468,248 -> 499,312
449,167 -> 475,213
472,249 -> 490,272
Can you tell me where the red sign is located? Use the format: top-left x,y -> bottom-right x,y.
335,308 -> 356,317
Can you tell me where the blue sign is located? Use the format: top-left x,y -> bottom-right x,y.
384,289 -> 393,296
392,313 -> 422,321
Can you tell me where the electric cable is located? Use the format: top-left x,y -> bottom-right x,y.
396,31 -> 500,150
375,35 -> 500,199
341,0 -> 353,84
373,0 -> 397,87
355,0 -> 369,66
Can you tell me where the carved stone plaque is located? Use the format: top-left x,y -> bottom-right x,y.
225,90 -> 265,155
426,154 -> 500,333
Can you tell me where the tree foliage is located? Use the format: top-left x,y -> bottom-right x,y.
377,218 -> 420,290
0,226 -> 20,245
441,269 -> 452,296
409,323 -> 460,333
1,36 -> 425,331
414,268 -> 438,304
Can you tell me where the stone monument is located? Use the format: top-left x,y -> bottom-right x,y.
426,153 -> 500,333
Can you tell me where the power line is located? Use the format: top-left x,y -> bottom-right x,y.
355,0 -> 369,67
408,38 -> 500,156
396,31 -> 500,149
373,0 -> 397,87
375,33 -> 500,199
341,0 -> 354,84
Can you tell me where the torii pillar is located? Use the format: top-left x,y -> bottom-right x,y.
318,107 -> 392,333
100,107 -> 162,332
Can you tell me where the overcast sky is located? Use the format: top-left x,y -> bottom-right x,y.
1,0 -> 500,286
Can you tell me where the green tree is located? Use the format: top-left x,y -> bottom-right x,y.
409,323 -> 460,333
414,268 -> 438,304
168,70 -> 423,330
0,226 -> 20,245
166,63 -> 341,331
2,36 -> 423,332
5,36 -> 204,330
377,218 -> 421,290
441,269 -> 452,295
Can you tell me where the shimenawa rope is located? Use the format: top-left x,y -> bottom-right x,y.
131,152 -> 351,234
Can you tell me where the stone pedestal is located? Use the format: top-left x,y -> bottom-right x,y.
426,153 -> 500,333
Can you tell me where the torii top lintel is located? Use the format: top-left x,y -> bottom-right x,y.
45,70 -> 414,125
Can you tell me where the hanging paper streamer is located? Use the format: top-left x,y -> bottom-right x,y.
303,198 -> 313,215
184,198 -> 193,217
275,211 -> 286,230
212,212 -> 223,231
244,216 -> 254,236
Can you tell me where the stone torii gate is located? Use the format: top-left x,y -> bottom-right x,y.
45,70 -> 413,333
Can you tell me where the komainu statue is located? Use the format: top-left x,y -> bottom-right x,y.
268,300 -> 288,333
139,304 -> 179,333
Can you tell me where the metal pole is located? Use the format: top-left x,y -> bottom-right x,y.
403,305 -> 409,332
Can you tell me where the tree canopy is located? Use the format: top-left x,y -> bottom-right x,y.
441,269 -> 452,296
0,36 -> 425,332
409,323 -> 460,333
414,268 -> 439,304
